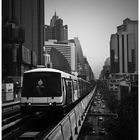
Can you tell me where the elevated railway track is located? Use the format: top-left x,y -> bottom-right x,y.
2,87 -> 96,140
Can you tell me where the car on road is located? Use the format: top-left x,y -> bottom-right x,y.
81,123 -> 96,135
98,128 -> 106,135
88,127 -> 96,135
92,109 -> 97,113
98,116 -> 104,121
102,104 -> 105,109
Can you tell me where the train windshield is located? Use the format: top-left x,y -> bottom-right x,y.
22,72 -> 61,97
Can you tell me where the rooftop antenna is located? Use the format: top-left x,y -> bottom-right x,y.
54,7 -> 57,16
55,10 -> 56,16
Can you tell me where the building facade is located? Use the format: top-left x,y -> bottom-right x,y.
69,38 -> 86,79
43,40 -> 76,74
45,12 -> 68,42
2,0 -> 44,84
84,57 -> 94,82
100,57 -> 110,80
110,18 -> 138,74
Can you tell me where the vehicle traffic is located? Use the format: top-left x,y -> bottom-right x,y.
98,128 -> 106,135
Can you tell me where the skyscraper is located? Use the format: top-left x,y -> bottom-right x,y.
2,0 -> 44,83
45,12 -> 68,42
43,40 -> 75,74
110,18 -> 138,74
69,37 -> 86,79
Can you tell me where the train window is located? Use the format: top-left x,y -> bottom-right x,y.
78,81 -> 82,96
65,79 -> 73,104
73,80 -> 78,101
62,79 -> 66,103
22,72 -> 62,97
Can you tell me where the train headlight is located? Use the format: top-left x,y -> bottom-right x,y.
49,102 -> 52,106
28,102 -> 31,106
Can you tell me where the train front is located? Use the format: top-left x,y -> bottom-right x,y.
20,70 -> 64,115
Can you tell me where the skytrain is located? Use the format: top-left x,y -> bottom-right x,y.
20,67 -> 91,116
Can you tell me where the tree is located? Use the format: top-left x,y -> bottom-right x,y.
103,86 -> 138,140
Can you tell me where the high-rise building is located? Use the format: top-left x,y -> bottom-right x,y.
110,18 -> 138,74
99,57 -> 110,80
84,57 -> 94,82
45,12 -> 68,42
2,0 -> 44,83
43,40 -> 76,74
69,37 -> 86,79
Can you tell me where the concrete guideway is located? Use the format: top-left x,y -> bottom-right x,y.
19,87 -> 96,140
42,88 -> 95,140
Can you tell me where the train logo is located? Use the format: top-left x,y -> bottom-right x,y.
36,79 -> 44,88
38,79 -> 43,86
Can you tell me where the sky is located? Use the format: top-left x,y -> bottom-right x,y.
44,0 -> 138,79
